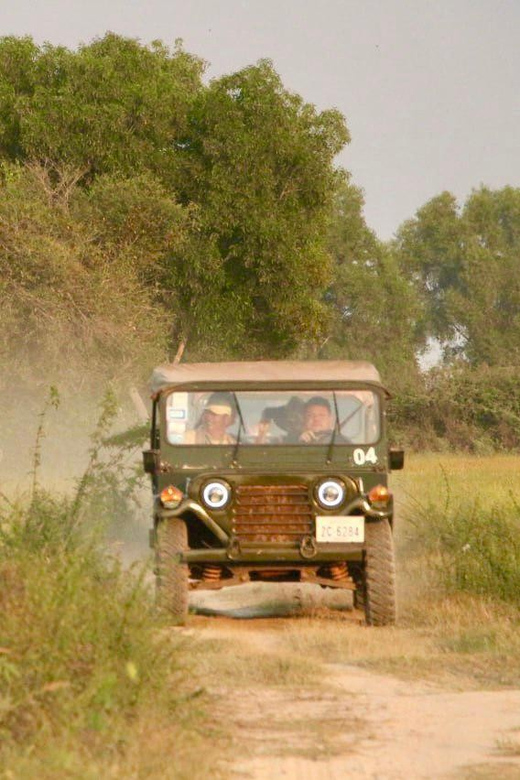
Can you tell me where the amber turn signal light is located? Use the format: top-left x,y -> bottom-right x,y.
160,485 -> 183,508
368,484 -> 391,504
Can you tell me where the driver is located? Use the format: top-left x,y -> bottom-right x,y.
185,392 -> 236,444
299,396 -> 336,444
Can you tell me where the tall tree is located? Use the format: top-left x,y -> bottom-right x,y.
323,176 -> 424,388
0,37 -> 351,363
395,186 -> 520,366
394,192 -> 462,342
0,34 -> 204,181
170,60 -> 350,357
450,187 -> 520,365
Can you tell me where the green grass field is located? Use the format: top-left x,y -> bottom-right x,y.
393,452 -> 520,509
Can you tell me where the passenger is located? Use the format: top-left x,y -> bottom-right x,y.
184,392 -> 236,445
255,396 -> 304,444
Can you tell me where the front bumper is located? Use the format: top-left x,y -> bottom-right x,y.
153,495 -> 390,564
181,544 -> 365,564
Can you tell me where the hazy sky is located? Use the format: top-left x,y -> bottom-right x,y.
2,0 -> 520,239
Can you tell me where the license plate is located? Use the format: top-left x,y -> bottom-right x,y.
315,516 -> 365,543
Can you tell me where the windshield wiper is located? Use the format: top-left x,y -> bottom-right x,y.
339,402 -> 362,431
231,392 -> 246,466
326,391 -> 341,465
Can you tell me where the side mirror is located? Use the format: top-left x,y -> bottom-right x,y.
142,449 -> 160,475
389,448 -> 405,471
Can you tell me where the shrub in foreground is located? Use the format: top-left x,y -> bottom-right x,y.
0,490 -> 210,776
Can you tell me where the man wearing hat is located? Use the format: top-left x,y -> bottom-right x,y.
184,392 -> 236,444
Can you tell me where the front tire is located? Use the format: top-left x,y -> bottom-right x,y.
155,518 -> 189,622
353,585 -> 365,612
363,519 -> 397,626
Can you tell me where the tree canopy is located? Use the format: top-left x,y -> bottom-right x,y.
3,32 -> 520,453
0,35 -> 353,372
321,176 -> 425,389
394,186 -> 520,366
0,34 -> 203,181
171,61 -> 349,356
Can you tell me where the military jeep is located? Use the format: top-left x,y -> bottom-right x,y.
143,360 -> 403,625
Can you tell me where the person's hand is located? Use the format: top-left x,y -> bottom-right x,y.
255,419 -> 271,444
299,430 -> 317,443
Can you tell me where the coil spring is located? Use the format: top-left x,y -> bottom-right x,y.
326,562 -> 350,582
201,564 -> 222,581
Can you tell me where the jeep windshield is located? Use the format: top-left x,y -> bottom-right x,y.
165,390 -> 380,446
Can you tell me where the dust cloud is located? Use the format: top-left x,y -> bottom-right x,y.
0,378 -> 154,565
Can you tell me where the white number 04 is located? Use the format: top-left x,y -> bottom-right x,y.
353,447 -> 378,466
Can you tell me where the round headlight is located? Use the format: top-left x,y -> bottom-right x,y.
202,481 -> 231,509
317,479 -> 345,509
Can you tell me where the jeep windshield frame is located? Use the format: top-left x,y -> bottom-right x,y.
162,388 -> 381,448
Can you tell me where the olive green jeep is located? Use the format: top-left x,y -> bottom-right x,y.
143,360 -> 404,625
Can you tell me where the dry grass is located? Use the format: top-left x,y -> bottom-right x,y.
283,619 -> 433,668
458,762 -> 520,779
496,733 -> 520,758
0,494 -> 223,780
278,594 -> 520,689
188,624 -> 322,689
265,453 -> 520,689
384,453 -> 520,686
392,452 -> 520,511
0,713 -> 222,780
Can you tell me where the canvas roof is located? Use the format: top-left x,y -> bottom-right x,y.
150,360 -> 387,396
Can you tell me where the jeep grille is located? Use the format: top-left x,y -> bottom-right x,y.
233,484 -> 313,543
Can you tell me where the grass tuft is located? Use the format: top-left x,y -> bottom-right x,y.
398,468 -> 520,606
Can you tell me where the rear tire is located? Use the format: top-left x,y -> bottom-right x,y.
155,518 -> 189,622
363,519 -> 397,626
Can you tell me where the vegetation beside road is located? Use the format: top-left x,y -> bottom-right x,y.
391,455 -> 520,685
0,395 -> 222,780
1,440 -> 520,777
0,489 -> 222,779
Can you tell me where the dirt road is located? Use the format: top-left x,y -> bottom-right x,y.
189,584 -> 520,780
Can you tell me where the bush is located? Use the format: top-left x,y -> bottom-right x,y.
0,391 -> 215,776
389,365 -> 520,451
0,491 -> 165,744
405,495 -> 520,604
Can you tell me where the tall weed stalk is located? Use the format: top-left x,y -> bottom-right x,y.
28,385 -> 60,503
